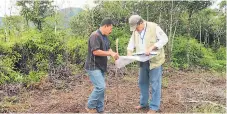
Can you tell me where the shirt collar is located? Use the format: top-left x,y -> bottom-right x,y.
137,22 -> 147,34
97,29 -> 106,37
139,23 -> 147,34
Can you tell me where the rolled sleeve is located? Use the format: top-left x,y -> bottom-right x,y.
89,35 -> 101,52
154,26 -> 168,49
127,35 -> 135,51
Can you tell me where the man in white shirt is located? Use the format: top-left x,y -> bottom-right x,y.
127,15 -> 168,113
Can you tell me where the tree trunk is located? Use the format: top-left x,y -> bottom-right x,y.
38,21 -> 42,31
54,6 -> 57,34
170,21 -> 177,63
168,0 -> 173,62
4,0 -> 7,42
199,20 -> 201,44
158,1 -> 162,23
4,27 -> 7,42
186,12 -> 192,67
146,3 -> 149,21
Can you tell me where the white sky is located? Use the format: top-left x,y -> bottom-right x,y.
0,0 -> 223,17
0,0 -> 96,17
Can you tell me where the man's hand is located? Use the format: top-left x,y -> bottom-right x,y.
145,46 -> 157,56
127,50 -> 133,56
109,50 -> 119,60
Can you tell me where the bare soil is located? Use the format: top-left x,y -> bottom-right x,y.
0,67 -> 226,113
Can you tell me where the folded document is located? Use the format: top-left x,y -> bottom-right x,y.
132,51 -> 158,56
115,52 -> 157,68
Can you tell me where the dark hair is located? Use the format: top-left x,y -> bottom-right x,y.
100,18 -> 113,27
137,19 -> 143,25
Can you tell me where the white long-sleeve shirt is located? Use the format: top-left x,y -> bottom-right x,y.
127,25 -> 168,52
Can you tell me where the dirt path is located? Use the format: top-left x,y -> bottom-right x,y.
2,68 -> 226,113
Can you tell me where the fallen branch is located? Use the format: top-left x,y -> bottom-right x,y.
180,98 -> 227,110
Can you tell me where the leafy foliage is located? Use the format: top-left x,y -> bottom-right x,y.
172,36 -> 226,71
0,29 -> 87,85
17,0 -> 55,30
0,1 -> 226,85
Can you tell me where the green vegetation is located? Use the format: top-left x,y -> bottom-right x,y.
0,1 -> 226,86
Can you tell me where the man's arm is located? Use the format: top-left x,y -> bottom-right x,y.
93,49 -> 119,60
108,49 -> 119,60
127,34 -> 135,56
154,25 -> 168,49
89,34 -> 113,57
145,25 -> 168,55
93,50 -> 112,56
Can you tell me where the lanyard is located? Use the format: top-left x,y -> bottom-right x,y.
140,23 -> 147,44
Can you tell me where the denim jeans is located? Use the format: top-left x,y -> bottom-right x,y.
139,61 -> 162,111
86,69 -> 105,112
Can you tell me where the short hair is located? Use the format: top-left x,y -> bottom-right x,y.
137,19 -> 143,25
100,18 -> 113,27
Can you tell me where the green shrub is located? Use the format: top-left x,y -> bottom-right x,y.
0,28 -> 90,85
172,36 -> 226,72
0,40 -> 22,84
0,28 -> 226,85
109,27 -> 130,56
66,36 -> 87,66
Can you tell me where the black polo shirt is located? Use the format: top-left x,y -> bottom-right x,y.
85,29 -> 111,72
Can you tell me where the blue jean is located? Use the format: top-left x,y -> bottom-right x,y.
139,61 -> 162,111
86,69 -> 105,112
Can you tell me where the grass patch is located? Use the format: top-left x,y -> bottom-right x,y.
192,104 -> 226,113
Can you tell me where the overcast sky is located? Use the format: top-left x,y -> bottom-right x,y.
0,0 -> 223,17
0,0 -> 96,17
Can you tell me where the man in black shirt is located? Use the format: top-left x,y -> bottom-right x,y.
85,18 -> 119,113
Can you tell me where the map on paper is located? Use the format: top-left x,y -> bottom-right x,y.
115,51 -> 158,68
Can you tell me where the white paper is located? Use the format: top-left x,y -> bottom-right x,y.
132,51 -> 158,56
115,52 -> 157,68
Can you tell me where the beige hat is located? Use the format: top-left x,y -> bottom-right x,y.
129,15 -> 142,31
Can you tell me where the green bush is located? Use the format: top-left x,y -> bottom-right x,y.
23,71 -> 46,86
0,28 -> 89,85
0,39 -> 22,84
0,57 -> 22,84
66,35 -> 87,66
215,47 -> 226,60
109,27 -> 130,56
172,36 -> 226,72
0,28 -> 226,85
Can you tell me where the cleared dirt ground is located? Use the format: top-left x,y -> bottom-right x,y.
0,67 -> 226,113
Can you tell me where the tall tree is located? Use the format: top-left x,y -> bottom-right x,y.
180,1 -> 213,66
17,0 -> 54,30
3,16 -> 25,37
